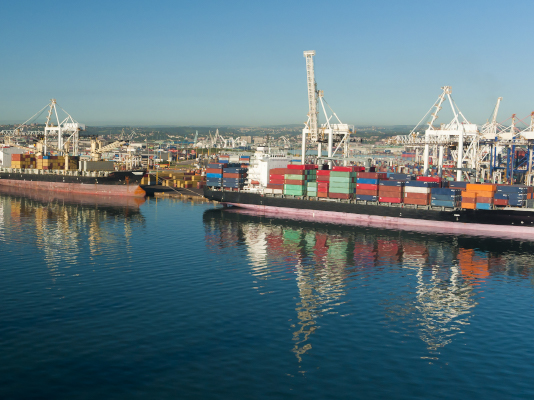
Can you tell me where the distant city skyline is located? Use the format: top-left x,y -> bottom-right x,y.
2,0 -> 534,128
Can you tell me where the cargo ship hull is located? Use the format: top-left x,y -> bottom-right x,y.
203,188 -> 534,237
0,170 -> 146,197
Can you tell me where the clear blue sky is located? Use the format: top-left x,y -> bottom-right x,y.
1,0 -> 533,127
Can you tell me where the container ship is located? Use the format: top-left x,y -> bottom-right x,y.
203,150 -> 534,238
0,154 -> 146,197
203,51 -> 534,238
0,99 -> 146,197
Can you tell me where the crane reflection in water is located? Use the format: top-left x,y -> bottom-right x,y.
203,208 -> 534,362
0,186 -> 145,277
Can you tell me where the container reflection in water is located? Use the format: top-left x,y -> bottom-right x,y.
203,207 -> 534,361
0,186 -> 145,272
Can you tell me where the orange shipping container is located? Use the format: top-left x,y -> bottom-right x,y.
461,191 -> 477,198
466,183 -> 496,192
461,202 -> 476,209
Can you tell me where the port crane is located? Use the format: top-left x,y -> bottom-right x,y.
302,50 -> 353,165
392,88 -> 534,184
0,99 -> 85,156
278,136 -> 291,149
390,87 -> 482,181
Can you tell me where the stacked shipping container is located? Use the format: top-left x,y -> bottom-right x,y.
316,170 -> 330,198
329,170 -> 357,199
431,188 -> 462,208
356,172 -> 387,201
379,180 -> 404,203
11,154 -> 79,170
283,164 -> 316,196
461,184 -> 496,210
206,163 -> 224,187
495,185 -> 530,207
223,167 -> 247,189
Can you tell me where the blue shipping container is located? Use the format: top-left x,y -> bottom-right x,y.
431,200 -> 457,208
405,181 -> 440,188
432,194 -> 460,201
356,195 -> 378,201
389,173 -> 414,181
494,193 -> 509,200
431,188 -> 462,196
448,181 -> 468,189
379,180 -> 405,187
357,178 -> 379,185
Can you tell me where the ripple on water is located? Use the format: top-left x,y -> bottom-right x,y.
1,199 -> 534,399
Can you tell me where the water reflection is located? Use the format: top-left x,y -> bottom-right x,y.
0,186 -> 145,274
203,207 -> 534,360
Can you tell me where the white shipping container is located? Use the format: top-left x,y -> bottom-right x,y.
404,186 -> 431,194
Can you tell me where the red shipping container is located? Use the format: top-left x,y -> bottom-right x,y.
332,166 -> 363,172
379,196 -> 402,203
476,196 -> 494,204
11,154 -> 23,161
318,187 -> 329,193
358,172 -> 387,179
356,189 -> 378,196
317,181 -> 329,188
287,164 -> 316,170
269,168 -> 291,175
494,199 -> 509,206
329,193 -> 352,199
404,192 -> 431,200
269,179 -> 285,184
223,173 -> 244,178
404,198 -> 430,205
356,183 -> 379,190
416,176 -> 442,183
379,187 -> 403,195
206,168 -> 224,174
461,197 -> 476,204
285,179 -> 306,185
269,174 -> 285,180
317,177 -> 330,182
332,166 -> 351,172
266,184 -> 284,189
317,170 -> 331,176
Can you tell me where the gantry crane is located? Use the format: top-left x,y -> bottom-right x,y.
1,99 -> 85,156
302,51 -> 353,165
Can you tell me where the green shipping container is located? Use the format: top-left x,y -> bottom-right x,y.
329,177 -> 355,183
284,184 -> 306,190
285,174 -> 306,180
329,182 -> 355,189
328,187 -> 353,194
329,171 -> 357,178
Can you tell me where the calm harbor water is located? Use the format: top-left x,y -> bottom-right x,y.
1,188 -> 534,399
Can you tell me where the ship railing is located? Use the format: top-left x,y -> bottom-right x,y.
0,167 -> 111,178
